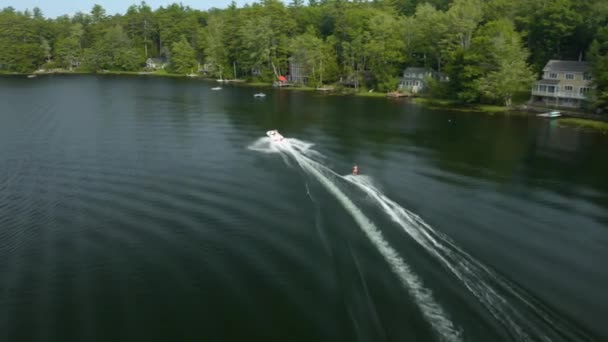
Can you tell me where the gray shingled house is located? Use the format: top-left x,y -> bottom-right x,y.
530,60 -> 594,108
398,67 -> 448,94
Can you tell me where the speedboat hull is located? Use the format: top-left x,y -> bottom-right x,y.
266,130 -> 284,142
537,111 -> 562,118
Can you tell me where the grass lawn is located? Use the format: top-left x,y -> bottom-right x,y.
354,91 -> 390,98
557,118 -> 608,132
411,98 -> 527,115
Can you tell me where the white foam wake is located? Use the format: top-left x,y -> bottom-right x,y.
344,175 -> 540,340
250,137 -> 462,342
343,174 -> 594,341
249,135 -> 595,342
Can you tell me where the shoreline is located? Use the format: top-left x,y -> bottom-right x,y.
6,71 -> 607,127
557,118 -> 608,132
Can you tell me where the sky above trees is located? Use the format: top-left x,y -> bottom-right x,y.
3,0 -> 250,18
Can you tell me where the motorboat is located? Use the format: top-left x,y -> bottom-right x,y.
266,130 -> 284,142
211,87 -> 222,90
254,93 -> 266,98
537,110 -> 562,118
27,74 -> 37,78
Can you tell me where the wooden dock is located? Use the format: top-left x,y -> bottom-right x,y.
387,92 -> 408,98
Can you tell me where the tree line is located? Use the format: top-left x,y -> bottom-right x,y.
1,0 -> 607,107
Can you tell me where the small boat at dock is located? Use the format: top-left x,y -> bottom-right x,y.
211,87 -> 222,90
254,93 -> 266,98
27,75 -> 37,78
537,111 -> 562,118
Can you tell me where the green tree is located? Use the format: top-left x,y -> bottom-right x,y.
155,4 -> 198,58
589,27 -> 608,110
86,25 -> 140,71
446,0 -> 483,51
54,24 -> 84,70
290,27 -> 338,86
363,11 -> 405,90
476,20 -> 535,106
170,35 -> 197,74
520,0 -> 582,71
0,9 -> 45,72
201,15 -> 228,77
414,3 -> 449,72
239,15 -> 276,78
90,4 -> 107,24
123,1 -> 156,58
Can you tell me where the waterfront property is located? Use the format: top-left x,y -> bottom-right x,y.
146,57 -> 167,70
530,60 -> 594,108
398,67 -> 448,94
198,63 -> 214,75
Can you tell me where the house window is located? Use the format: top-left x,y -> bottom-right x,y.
564,85 -> 573,91
580,87 -> 590,94
539,85 -> 547,92
565,74 -> 574,80
583,73 -> 592,81
547,86 -> 555,93
549,73 -> 558,79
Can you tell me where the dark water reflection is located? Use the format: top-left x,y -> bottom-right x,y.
0,75 -> 606,341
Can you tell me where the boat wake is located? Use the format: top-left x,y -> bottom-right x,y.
250,136 -> 461,341
248,135 -> 594,342
343,175 -> 593,342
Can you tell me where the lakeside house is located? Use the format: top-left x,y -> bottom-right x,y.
198,63 -> 214,75
398,67 -> 448,94
146,57 -> 167,70
530,60 -> 594,108
249,66 -> 262,76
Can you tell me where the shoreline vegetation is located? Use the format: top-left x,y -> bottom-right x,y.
8,70 -> 608,131
557,118 -> 608,132
0,69 -> 523,114
2,0 -> 607,114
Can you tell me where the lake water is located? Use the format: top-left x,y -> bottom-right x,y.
1,75 -> 607,342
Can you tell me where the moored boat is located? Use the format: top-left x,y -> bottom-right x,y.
537,110 -> 562,118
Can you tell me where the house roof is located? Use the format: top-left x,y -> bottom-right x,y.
536,79 -> 560,85
544,60 -> 590,73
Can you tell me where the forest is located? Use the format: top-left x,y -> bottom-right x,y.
1,0 -> 608,108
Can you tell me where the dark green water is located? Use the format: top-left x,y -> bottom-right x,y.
1,75 -> 607,342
